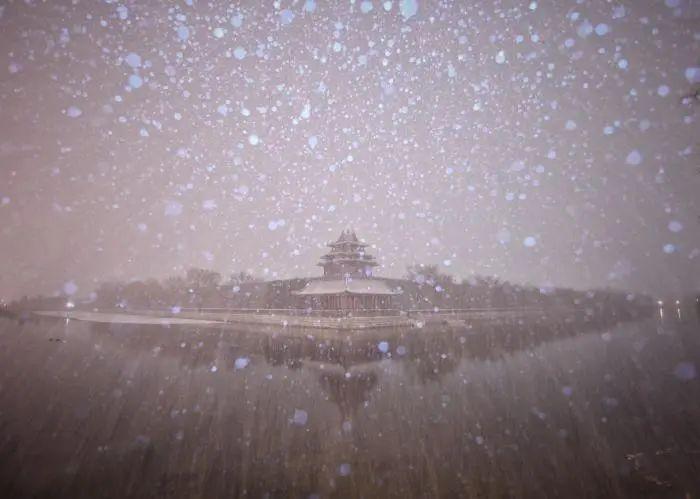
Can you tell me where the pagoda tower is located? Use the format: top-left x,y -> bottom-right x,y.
292,230 -> 396,313
318,229 -> 378,279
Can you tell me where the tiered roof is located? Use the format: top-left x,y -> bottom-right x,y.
318,229 -> 378,270
293,279 -> 395,296
292,229 -> 396,297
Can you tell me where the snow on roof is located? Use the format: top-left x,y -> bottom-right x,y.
337,229 -> 358,242
292,279 -> 397,296
328,229 -> 368,247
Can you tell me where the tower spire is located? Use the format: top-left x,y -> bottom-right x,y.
319,230 -> 376,278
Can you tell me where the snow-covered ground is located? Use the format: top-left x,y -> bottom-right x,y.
34,310 -> 218,325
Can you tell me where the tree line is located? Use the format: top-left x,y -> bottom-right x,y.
3,264 -> 653,321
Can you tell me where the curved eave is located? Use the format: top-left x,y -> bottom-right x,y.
326,242 -> 369,248
291,279 -> 398,296
320,261 -> 377,266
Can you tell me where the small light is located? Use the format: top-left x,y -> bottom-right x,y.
676,300 -> 680,305
657,300 -> 663,306
66,301 -> 75,309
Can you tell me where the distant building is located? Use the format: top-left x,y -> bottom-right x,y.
293,230 -> 396,312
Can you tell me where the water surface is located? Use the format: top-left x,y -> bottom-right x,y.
0,313 -> 699,498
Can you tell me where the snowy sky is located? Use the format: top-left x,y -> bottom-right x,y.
1,0 -> 699,300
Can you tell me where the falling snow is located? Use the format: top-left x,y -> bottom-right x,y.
0,1 -> 699,497
0,0 -> 697,318
625,150 -> 642,166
